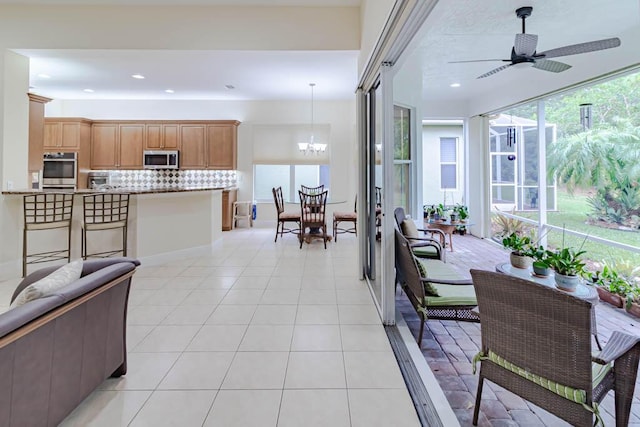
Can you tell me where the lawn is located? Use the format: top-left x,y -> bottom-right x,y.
505,190 -> 640,268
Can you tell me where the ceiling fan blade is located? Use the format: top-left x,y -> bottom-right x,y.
514,33 -> 538,56
537,37 -> 621,59
532,59 -> 572,73
477,64 -> 512,79
449,59 -> 510,63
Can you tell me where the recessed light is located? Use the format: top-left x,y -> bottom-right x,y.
225,84 -> 235,90
37,73 -> 51,79
131,74 -> 145,79
450,83 -> 461,88
83,89 -> 94,93
165,89 -> 175,93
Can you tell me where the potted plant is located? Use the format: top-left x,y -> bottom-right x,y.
435,204 -> 445,221
502,232 -> 533,269
423,205 -> 436,220
527,245 -> 552,276
592,264 -> 633,308
626,286 -> 640,317
454,204 -> 469,222
545,247 -> 586,291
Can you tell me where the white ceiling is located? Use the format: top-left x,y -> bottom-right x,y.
415,0 -> 640,105
12,0 -> 640,107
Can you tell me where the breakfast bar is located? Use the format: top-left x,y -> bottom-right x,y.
1,187 -> 224,278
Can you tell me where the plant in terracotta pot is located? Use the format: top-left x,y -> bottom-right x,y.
593,264 -> 634,308
625,286 -> 640,317
545,247 -> 586,291
502,232 -> 533,269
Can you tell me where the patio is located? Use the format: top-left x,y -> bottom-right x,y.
397,232 -> 640,426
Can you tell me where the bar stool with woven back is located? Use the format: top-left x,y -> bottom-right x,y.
22,193 -> 74,277
82,193 -> 130,259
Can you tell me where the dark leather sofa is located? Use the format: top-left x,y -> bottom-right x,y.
0,257 -> 140,427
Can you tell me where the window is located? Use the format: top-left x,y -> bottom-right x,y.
440,137 -> 457,189
254,164 -> 330,202
394,105 -> 412,211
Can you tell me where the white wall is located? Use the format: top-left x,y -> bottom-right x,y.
49,98 -> 357,221
359,0 -> 395,75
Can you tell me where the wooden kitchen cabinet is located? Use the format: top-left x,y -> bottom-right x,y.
91,124 -> 119,169
179,125 -> 207,168
44,118 -> 91,151
144,124 -> 179,150
221,188 -> 237,231
207,124 -> 237,170
119,124 -> 144,169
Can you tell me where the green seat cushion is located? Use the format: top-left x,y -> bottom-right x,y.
425,284 -> 477,306
412,245 -> 439,258
486,350 -> 612,404
415,259 -> 440,296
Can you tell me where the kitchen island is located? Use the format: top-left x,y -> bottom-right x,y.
1,187 -> 225,279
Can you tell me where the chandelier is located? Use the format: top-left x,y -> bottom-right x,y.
298,83 -> 327,155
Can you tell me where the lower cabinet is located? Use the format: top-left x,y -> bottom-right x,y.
222,188 -> 237,231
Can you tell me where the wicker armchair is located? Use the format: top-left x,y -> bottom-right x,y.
395,229 -> 478,346
394,207 -> 445,262
272,186 -> 300,242
470,269 -> 640,427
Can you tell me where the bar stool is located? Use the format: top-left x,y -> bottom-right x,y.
82,193 -> 130,259
23,193 -> 74,277
232,201 -> 253,229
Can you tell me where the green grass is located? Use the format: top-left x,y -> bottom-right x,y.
507,190 -> 640,267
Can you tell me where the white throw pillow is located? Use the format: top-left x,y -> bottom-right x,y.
401,219 -> 420,239
10,259 -> 84,308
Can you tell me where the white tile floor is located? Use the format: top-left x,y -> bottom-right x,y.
0,225 -> 422,426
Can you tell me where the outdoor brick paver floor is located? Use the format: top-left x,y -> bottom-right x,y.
397,233 -> 640,427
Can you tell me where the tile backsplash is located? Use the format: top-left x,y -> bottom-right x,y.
98,169 -> 237,189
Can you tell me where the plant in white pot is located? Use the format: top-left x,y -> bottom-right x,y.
502,232 -> 533,269
546,247 -> 586,291
527,245 -> 553,277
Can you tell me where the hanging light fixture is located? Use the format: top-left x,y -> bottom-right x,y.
298,83 -> 327,155
580,103 -> 593,131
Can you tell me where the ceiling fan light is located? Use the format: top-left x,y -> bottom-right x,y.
512,61 -> 534,70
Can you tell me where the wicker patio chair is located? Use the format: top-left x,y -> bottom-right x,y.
394,207 -> 445,262
395,229 -> 478,346
272,186 -> 300,242
470,269 -> 640,427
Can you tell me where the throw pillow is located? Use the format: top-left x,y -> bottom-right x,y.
416,259 -> 440,297
401,219 -> 419,239
10,259 -> 84,308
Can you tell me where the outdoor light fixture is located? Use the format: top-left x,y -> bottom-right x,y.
507,126 -> 517,147
298,83 -> 327,155
580,103 -> 593,131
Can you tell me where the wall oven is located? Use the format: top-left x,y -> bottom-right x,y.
43,152 -> 77,189
143,150 -> 179,169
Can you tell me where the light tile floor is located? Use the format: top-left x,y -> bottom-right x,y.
0,224 -> 421,427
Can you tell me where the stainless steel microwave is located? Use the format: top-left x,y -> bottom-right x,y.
143,150 -> 179,169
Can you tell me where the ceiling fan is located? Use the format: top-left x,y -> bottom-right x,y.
451,6 -> 621,79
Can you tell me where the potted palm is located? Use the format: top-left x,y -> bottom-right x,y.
502,232 -> 533,269
545,247 -> 586,291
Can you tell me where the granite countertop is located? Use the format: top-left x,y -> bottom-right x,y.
2,186 -> 232,195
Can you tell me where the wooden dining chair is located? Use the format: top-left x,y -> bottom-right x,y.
300,184 -> 324,195
333,196 -> 357,241
272,186 -> 300,242
299,190 -> 329,249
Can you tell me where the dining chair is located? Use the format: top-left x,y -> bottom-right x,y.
299,189 -> 329,249
300,184 -> 324,195
272,186 -> 300,242
332,196 -> 357,241
470,269 -> 640,427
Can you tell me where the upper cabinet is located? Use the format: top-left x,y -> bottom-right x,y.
91,123 -> 144,169
144,124 -> 179,150
44,118 -> 91,151
179,124 -> 207,168
206,123 -> 238,170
